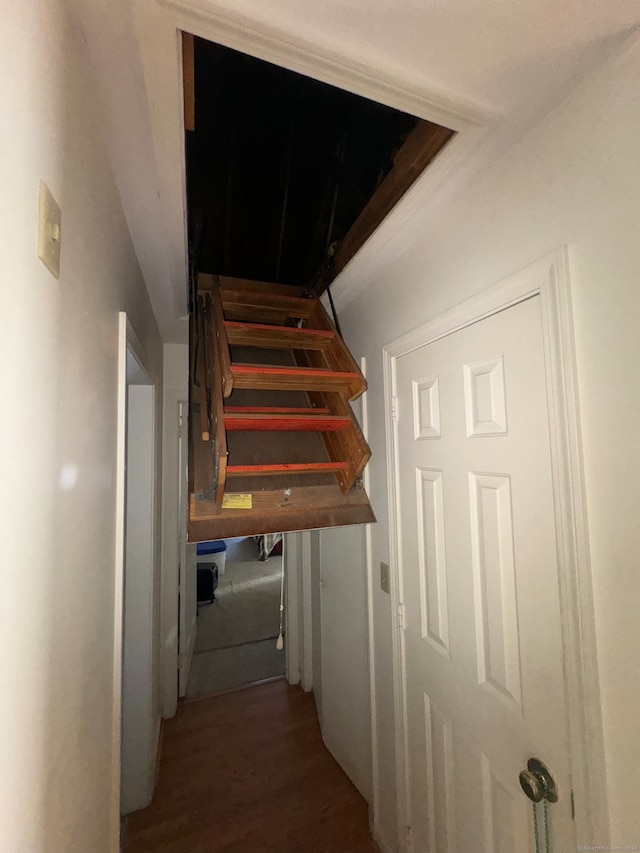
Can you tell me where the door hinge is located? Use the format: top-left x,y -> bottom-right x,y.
398,602 -> 406,631
391,396 -> 399,422
570,788 -> 575,820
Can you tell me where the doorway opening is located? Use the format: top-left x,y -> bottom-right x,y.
186,534 -> 286,699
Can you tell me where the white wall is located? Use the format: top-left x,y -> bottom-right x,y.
335,34 -> 640,850
0,3 -> 164,851
163,343 -> 189,391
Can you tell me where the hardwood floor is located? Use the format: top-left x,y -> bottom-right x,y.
125,679 -> 380,853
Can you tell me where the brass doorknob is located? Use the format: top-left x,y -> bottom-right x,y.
519,758 -> 558,803
519,769 -> 545,803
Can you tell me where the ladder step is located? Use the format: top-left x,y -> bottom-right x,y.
224,320 -> 335,351
220,289 -> 315,324
226,462 -> 350,477
216,275 -> 306,299
223,406 -> 330,414
224,412 -> 351,431
230,363 -> 361,394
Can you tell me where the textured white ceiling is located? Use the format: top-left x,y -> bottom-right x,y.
183,0 -> 640,112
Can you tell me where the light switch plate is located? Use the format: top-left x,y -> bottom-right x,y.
37,180 -> 62,278
380,561 -> 390,595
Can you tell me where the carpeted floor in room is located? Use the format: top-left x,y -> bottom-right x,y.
187,536 -> 285,698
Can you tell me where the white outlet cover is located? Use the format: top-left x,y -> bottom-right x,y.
37,180 -> 62,278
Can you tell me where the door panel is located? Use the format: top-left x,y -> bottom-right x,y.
396,296 -> 574,852
319,524 -> 372,801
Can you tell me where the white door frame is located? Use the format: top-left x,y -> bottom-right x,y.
112,313 -> 159,837
284,531 -> 312,691
177,401 -> 197,697
359,357 -> 380,835
111,314 -> 128,848
160,392 -> 189,718
284,532 -> 299,685
382,248 -> 608,849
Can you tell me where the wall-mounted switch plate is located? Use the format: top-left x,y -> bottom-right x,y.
37,180 -> 62,278
380,561 -> 390,595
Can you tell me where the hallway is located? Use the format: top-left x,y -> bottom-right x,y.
187,538 -> 285,699
125,680 -> 380,853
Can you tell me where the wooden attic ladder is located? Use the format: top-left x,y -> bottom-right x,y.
188,274 -> 375,541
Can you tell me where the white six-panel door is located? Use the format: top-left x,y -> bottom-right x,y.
395,296 -> 574,852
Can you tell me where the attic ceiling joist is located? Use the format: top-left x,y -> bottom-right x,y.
327,120 -> 456,285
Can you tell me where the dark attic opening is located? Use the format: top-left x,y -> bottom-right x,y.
182,33 -> 455,541
185,35 -> 455,292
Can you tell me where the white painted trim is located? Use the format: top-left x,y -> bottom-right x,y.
284,532 -> 301,685
177,400 -> 195,700
360,357 -> 380,837
122,349 -> 160,814
284,530 -> 312,690
537,250 -> 608,843
383,325 -> 411,851
384,255 -> 550,358
160,392 -> 187,717
382,248 -> 608,849
300,531 -> 314,693
111,312 -> 128,850
159,0 -> 490,128
160,394 -> 180,714
126,320 -> 157,384
113,314 -> 162,827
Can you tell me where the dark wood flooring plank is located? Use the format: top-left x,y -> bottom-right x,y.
125,680 -> 379,853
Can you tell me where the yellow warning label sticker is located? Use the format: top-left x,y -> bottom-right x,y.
222,493 -> 253,509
